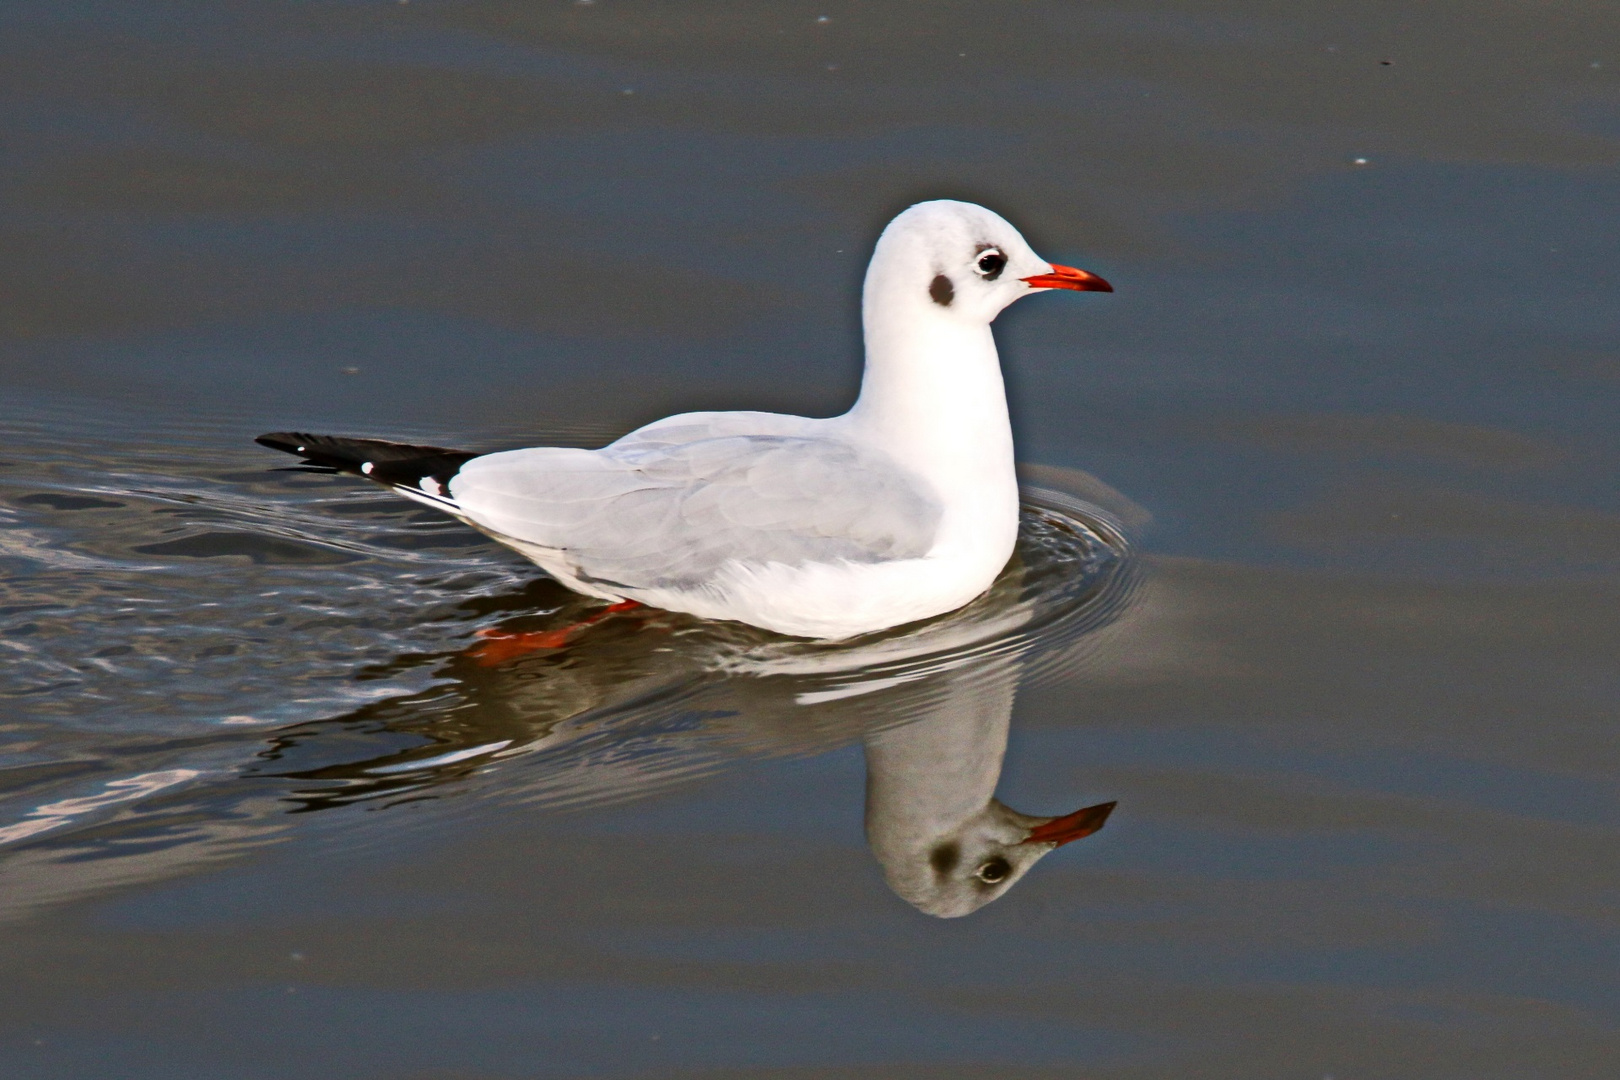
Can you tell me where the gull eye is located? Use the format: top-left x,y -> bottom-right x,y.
974,248 -> 1007,280
976,857 -> 1011,884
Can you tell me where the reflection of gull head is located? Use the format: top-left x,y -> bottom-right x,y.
877,795 -> 1115,919
861,657 -> 1114,918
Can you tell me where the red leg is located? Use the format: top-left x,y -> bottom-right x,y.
467,599 -> 644,666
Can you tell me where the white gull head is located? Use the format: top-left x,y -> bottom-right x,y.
860,199 -> 1112,327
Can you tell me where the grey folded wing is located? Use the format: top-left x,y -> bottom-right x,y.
449,434 -> 944,590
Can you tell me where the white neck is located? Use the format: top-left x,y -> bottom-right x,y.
843,280 -> 1019,555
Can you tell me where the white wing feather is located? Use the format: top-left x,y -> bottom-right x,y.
449,412 -> 942,592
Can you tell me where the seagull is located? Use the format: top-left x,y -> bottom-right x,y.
257,200 -> 1112,639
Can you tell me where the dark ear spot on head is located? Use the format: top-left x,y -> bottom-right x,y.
929,273 -> 954,307
930,841 -> 960,875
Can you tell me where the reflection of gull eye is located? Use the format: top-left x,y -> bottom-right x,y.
976,857 -> 1010,883
975,249 -> 1007,279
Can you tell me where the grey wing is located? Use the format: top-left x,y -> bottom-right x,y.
606,409 -> 814,450
449,435 -> 942,590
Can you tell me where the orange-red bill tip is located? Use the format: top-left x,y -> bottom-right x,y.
1020,800 -> 1117,847
1021,263 -> 1113,293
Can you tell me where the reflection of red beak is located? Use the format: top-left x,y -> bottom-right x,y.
1021,263 -> 1113,292
1020,800 -> 1117,847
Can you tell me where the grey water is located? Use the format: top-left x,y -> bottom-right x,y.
2,1 -> 1618,1077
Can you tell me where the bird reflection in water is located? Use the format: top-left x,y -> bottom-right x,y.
251,483 -> 1136,917
865,657 -> 1114,917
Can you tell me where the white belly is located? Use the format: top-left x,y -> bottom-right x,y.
636,552 -> 1003,639
471,517 -> 1005,639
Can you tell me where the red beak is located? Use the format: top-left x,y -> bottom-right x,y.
1021,263 -> 1113,293
1020,800 -> 1117,847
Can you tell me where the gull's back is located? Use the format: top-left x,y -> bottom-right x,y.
448,411 -> 946,629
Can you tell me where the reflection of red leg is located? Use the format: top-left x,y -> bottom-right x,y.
468,627 -> 574,665
468,600 -> 643,666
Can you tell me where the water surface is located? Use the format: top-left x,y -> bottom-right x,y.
2,1 -> 1617,1077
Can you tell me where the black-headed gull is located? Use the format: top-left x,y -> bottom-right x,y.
258,200 -> 1111,639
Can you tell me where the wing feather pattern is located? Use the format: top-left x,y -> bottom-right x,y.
450,418 -> 941,591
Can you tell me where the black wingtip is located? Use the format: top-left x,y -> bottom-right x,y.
255,431 -> 351,471
256,432 -> 303,453
254,430 -> 480,491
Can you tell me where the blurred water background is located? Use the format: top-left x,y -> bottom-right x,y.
1,1 -> 1617,1077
